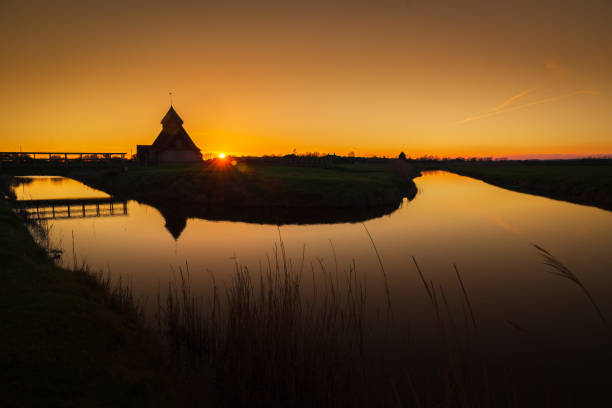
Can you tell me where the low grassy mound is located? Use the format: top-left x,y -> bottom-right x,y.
68,160 -> 418,210
0,202 -> 177,407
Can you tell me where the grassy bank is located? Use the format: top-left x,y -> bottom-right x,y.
56,160 -> 419,224
422,160 -> 612,211
0,200 -> 177,407
71,160 -> 416,206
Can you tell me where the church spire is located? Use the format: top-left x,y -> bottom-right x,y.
161,105 -> 183,127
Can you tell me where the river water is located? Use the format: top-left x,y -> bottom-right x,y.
11,171 -> 612,386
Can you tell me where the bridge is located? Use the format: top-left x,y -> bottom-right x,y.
0,151 -> 128,168
11,197 -> 128,220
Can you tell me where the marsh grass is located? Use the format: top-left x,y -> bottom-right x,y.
157,236 -> 382,407
57,227 -> 143,318
407,256 -> 496,408
534,243 -> 612,338
0,201 -> 177,407
155,242 -> 612,407
21,211 -> 63,260
155,231 -> 532,407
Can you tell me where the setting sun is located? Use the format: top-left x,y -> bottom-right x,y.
218,153 -> 226,159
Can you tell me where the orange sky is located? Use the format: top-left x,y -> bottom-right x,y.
1,0 -> 611,158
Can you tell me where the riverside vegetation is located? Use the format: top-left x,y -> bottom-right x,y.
4,158 -> 419,224
420,158 -> 612,211
0,198 -> 178,406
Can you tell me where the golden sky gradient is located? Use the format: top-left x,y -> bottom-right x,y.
1,0 -> 611,158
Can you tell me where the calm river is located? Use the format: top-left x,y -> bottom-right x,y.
11,171 -> 612,384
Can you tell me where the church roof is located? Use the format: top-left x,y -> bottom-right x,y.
161,106 -> 183,127
151,106 -> 200,152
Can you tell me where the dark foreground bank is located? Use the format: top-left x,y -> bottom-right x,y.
422,159 -> 612,211
0,199 -> 178,407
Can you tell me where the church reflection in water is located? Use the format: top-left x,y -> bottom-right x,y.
158,209 -> 188,240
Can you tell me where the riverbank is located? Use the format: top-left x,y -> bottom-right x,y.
0,200 -> 177,407
62,160 -> 419,224
421,160 -> 612,211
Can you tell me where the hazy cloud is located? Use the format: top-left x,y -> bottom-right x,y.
545,61 -> 569,77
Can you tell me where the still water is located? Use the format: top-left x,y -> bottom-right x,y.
12,172 -> 612,381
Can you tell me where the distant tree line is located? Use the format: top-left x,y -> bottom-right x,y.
234,152 -> 611,168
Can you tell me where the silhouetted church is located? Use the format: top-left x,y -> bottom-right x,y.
137,106 -> 202,164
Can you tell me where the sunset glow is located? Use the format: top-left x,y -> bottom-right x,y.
1,1 -> 611,158
3,2 -> 612,400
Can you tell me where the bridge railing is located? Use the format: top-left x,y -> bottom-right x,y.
0,152 -> 129,168
11,197 -> 128,221
1,152 -> 127,162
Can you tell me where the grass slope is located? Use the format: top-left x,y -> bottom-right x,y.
0,202 -> 177,407
67,161 -> 417,209
431,161 -> 612,211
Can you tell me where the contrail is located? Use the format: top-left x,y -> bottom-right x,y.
487,87 -> 536,113
458,89 -> 598,124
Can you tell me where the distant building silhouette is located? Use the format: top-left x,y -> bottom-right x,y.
137,106 -> 202,164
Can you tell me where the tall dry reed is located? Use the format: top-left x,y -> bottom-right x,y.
157,236 -> 387,407
155,231 -> 530,407
534,243 -> 612,338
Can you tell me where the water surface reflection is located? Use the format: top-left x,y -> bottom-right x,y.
12,172 -> 612,385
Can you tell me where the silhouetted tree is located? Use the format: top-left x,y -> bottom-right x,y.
398,151 -> 407,160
